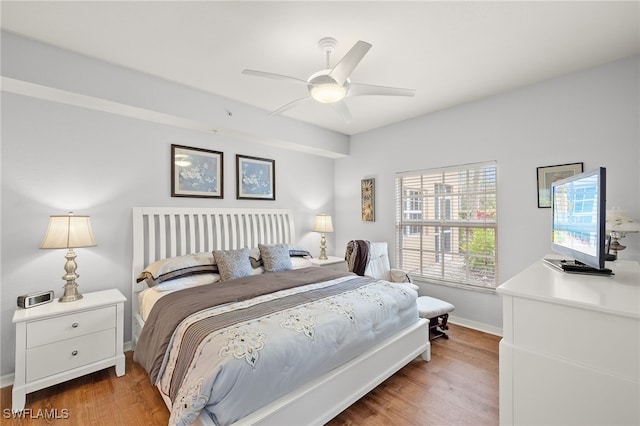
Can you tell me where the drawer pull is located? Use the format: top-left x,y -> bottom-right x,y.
71,323 -> 79,328
71,350 -> 78,356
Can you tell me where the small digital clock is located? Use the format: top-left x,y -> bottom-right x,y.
17,290 -> 54,309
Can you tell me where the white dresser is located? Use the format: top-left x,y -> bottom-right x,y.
12,289 -> 126,411
497,259 -> 639,426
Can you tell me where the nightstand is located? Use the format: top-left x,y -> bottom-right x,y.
12,289 -> 126,411
309,256 -> 348,271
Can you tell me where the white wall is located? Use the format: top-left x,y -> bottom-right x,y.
0,33 -> 347,377
335,56 -> 640,332
1,31 -> 638,379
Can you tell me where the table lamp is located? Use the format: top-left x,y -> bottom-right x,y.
40,213 -> 97,302
312,214 -> 334,260
606,209 -> 640,257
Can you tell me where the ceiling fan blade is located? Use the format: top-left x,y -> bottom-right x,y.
242,69 -> 307,85
269,96 -> 311,116
349,82 -> 416,97
328,41 -> 372,86
329,100 -> 353,123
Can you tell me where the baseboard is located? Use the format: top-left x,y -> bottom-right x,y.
1,341 -> 134,390
0,373 -> 14,389
449,315 -> 502,337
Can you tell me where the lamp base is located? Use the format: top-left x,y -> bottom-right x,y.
59,287 -> 83,302
318,233 -> 328,260
58,248 -> 83,302
610,234 -> 626,257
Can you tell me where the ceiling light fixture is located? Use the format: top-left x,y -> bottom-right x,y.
243,36 -> 415,121
309,83 -> 346,104
308,72 -> 348,103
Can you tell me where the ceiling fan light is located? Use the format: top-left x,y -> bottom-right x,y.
310,84 -> 346,104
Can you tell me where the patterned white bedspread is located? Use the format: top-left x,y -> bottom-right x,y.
151,274 -> 419,425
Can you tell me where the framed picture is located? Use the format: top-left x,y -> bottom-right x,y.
171,144 -> 223,198
236,154 -> 275,200
361,178 -> 375,221
536,162 -> 583,208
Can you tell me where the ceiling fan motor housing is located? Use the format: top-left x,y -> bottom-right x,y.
307,70 -> 350,103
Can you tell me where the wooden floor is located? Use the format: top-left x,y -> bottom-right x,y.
0,324 -> 499,425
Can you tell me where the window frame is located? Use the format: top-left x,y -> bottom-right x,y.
395,161 -> 498,290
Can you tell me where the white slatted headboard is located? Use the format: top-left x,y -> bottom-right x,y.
131,207 -> 295,347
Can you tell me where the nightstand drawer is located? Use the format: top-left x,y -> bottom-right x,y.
26,306 -> 115,348
26,328 -> 116,382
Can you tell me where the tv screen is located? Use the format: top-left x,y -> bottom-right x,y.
550,167 -> 606,270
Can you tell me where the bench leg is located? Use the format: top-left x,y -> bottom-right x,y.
428,313 -> 450,340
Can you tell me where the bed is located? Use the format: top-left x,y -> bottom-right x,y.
131,207 -> 430,426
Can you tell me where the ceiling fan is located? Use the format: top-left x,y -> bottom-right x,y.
242,37 -> 416,123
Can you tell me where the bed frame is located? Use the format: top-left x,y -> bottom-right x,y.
131,207 -> 430,426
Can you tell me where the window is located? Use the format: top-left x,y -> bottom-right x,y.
404,190 -> 423,236
396,161 -> 497,289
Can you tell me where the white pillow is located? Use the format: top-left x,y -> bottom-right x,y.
137,252 -> 216,286
152,273 -> 221,292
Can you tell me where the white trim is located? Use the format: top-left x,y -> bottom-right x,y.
0,373 -> 15,389
449,315 -> 503,337
396,160 -> 497,177
0,77 -> 346,159
412,276 -> 497,294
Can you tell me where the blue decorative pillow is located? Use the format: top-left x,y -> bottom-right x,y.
259,244 -> 293,272
213,248 -> 253,281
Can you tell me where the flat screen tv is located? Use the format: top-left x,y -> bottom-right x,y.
548,167 -> 608,272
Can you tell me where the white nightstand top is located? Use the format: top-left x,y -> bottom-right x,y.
13,289 -> 126,323
309,256 -> 346,266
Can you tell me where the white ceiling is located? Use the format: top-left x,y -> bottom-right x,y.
2,1 -> 639,136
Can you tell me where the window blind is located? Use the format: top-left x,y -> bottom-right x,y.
396,161 -> 498,288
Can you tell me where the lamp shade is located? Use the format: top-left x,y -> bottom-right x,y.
606,209 -> 640,233
312,214 -> 334,233
40,214 -> 97,249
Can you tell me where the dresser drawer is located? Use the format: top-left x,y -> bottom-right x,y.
25,328 -> 116,382
26,306 -> 115,348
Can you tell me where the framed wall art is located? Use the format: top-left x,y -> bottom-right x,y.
361,178 -> 375,221
236,154 -> 275,200
171,144 -> 223,198
536,162 -> 583,208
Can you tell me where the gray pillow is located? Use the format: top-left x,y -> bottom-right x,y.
213,248 -> 253,281
259,244 -> 293,272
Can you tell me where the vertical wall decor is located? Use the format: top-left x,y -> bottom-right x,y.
171,144 -> 223,198
361,178 -> 375,222
536,162 -> 583,208
236,154 -> 276,200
